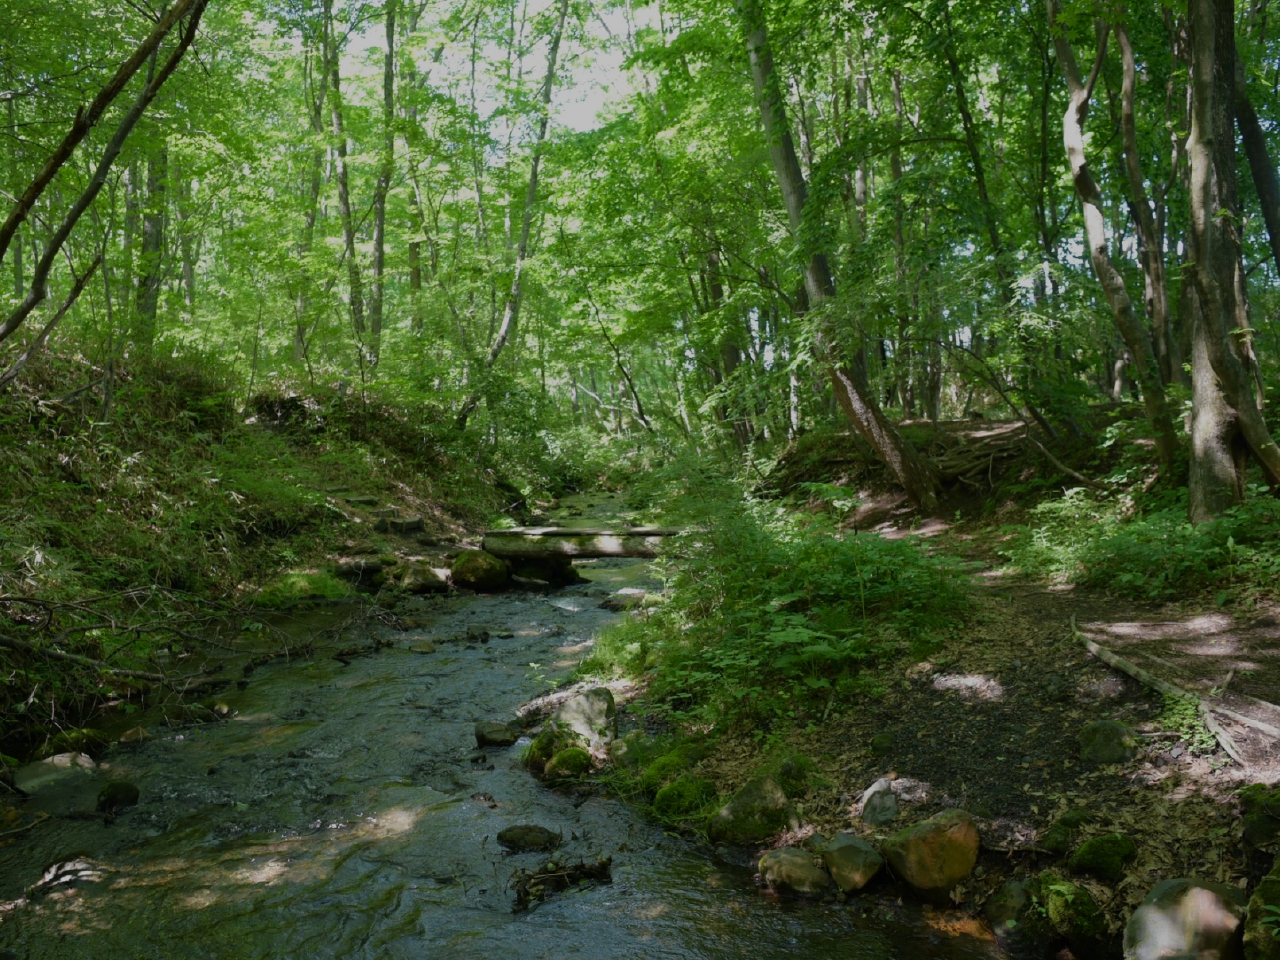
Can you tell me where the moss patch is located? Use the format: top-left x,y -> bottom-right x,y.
1068,832 -> 1136,883
253,569 -> 352,608
651,776 -> 716,820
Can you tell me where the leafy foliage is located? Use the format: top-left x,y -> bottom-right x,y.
585,487 -> 968,730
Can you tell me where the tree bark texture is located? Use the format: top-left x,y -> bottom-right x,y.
1185,0 -> 1280,500
739,0 -> 940,510
1047,2 -> 1180,467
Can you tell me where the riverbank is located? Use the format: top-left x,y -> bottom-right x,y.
572,498 -> 1280,959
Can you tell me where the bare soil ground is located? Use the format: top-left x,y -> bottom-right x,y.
702,434 -> 1280,937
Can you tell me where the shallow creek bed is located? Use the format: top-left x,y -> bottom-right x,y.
0,496 -> 998,960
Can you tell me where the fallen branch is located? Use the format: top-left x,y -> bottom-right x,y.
0,812 -> 48,839
0,634 -> 211,687
1071,618 -> 1252,764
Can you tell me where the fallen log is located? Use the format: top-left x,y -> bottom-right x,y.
1070,617 -> 1276,766
481,526 -> 689,561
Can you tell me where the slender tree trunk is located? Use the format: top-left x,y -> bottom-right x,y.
1185,0 -> 1280,511
1048,2 -> 1180,466
1117,21 -> 1179,385
738,0 -> 940,510
455,0 -> 570,431
1234,60 -> 1280,275
295,46 -> 329,361
368,0 -> 397,366
324,0 -> 367,356
134,143 -> 166,348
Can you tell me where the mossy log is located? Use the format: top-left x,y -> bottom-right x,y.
481,527 -> 687,560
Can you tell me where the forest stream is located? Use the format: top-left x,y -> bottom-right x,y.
0,494 -> 998,960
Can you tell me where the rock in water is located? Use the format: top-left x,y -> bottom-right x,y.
13,752 -> 96,794
400,562 -> 447,594
543,747 -> 593,781
859,778 -> 898,826
497,824 -> 561,852
881,809 -> 979,898
450,550 -> 509,591
551,687 -> 616,749
474,721 -> 519,748
822,834 -> 884,893
758,848 -> 831,896
706,777 -> 797,845
1123,878 -> 1246,960
97,781 -> 140,813
1078,719 -> 1137,764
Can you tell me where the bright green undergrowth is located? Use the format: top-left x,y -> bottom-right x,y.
582,483 -> 969,731
1002,487 -> 1280,603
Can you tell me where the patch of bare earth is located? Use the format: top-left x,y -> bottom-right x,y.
693,581 -> 1277,935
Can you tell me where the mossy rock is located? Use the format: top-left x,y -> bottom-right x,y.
1244,857 -> 1280,960
544,747 -> 593,782
522,724 -> 576,775
1040,875 -> 1109,956
255,569 -> 353,608
1078,719 -> 1136,765
706,776 -> 797,846
652,776 -> 716,820
870,732 -> 894,758
1241,784 -> 1280,849
1068,832 -> 1136,883
769,751 -> 816,798
639,744 -> 705,795
450,550 -> 509,591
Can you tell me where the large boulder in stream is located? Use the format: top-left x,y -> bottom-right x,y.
450,550 -> 509,591
881,809 -> 979,898
550,687 -> 616,750
475,721 -> 519,748
707,776 -> 797,846
1123,878 -> 1246,960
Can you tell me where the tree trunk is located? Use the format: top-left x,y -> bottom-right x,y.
1234,61 -> 1280,276
1117,21 -> 1179,385
1047,2 -> 1180,467
738,0 -> 940,509
324,0 -> 367,357
1185,0 -> 1280,507
368,0 -> 397,366
455,0 -> 570,431
134,144 -> 167,348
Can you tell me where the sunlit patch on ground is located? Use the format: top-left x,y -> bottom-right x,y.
931,673 -> 1004,701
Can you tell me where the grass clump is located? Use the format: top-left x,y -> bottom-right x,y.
1003,488 -> 1280,603
585,483 -> 968,732
252,569 -> 353,608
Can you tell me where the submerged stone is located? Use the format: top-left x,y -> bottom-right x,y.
497,824 -> 561,852
758,847 -> 831,896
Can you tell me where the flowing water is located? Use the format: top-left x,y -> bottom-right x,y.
0,494 -> 998,960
